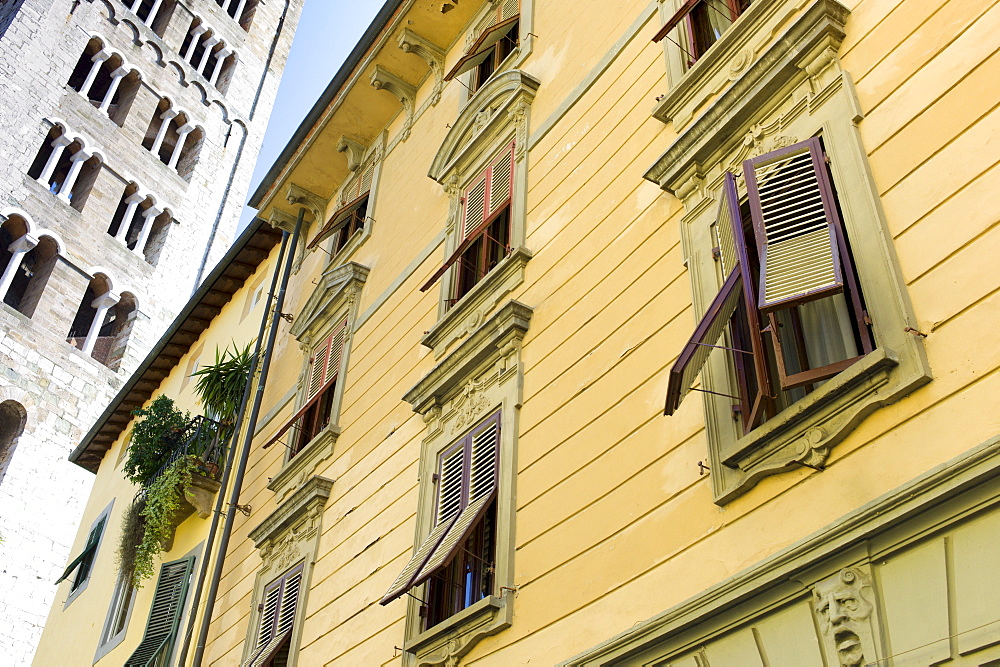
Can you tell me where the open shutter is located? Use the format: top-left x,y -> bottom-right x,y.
411,415 -> 500,585
487,142 -> 514,218
307,193 -> 370,249
651,0 -> 700,43
124,557 -> 193,667
744,138 -> 845,313
55,516 -> 106,584
463,175 -> 488,238
243,565 -> 303,667
444,11 -> 520,81
308,335 -> 332,398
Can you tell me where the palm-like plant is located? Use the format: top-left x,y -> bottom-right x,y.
191,341 -> 256,427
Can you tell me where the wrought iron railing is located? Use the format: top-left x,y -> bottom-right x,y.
143,416 -> 227,489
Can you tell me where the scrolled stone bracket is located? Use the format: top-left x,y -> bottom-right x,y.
336,135 -> 368,172
371,65 -> 417,141
398,28 -> 445,106
285,183 -> 325,222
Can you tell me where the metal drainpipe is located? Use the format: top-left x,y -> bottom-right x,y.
192,208 -> 304,666
176,227 -> 289,666
192,0 -> 294,291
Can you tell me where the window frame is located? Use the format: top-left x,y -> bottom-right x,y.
242,563 -> 304,667
94,570 -> 137,661
645,0 -> 930,504
59,500 -> 113,608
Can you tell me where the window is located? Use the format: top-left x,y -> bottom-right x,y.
306,159 -> 376,258
445,0 -> 520,93
422,141 -> 515,307
242,564 -> 303,667
382,412 -> 500,628
0,213 -> 59,318
27,124 -> 103,211
125,0 -> 175,36
56,502 -> 112,606
666,138 -> 873,433
123,556 -> 194,667
141,100 -> 203,179
646,0 -> 929,503
67,275 -> 138,369
0,399 -> 26,485
653,0 -> 753,65
107,185 -> 172,263
67,39 -> 140,125
96,572 -> 137,659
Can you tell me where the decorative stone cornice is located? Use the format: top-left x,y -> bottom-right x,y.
398,28 -> 445,106
370,65 -> 417,140
428,70 -> 540,183
336,135 -> 368,172
289,261 -> 369,340
249,475 -> 333,547
267,208 -> 298,233
404,300 -> 532,415
644,0 -> 850,194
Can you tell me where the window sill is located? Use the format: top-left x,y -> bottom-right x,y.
713,346 -> 929,504
422,245 -> 531,358
403,594 -> 512,665
267,424 -> 340,504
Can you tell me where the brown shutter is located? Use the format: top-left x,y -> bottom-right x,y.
380,515 -> 458,605
444,15 -> 521,81
744,138 -> 845,313
326,319 -> 348,385
308,335 -> 331,398
652,0 -> 700,43
306,193 -> 370,249
487,142 -> 514,218
244,566 -> 303,667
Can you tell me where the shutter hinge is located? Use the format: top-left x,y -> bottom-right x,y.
711,246 -> 721,261
432,473 -> 439,483
824,153 -> 832,164
731,404 -> 742,420
863,312 -> 873,326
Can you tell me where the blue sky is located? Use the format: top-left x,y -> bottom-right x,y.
239,0 -> 386,229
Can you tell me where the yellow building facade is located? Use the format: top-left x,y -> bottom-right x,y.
38,0 -> 1000,665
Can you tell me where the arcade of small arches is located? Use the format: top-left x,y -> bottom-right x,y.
107,183 -> 172,263
0,211 -> 140,370
26,121 -> 104,213
141,98 -> 204,180
121,0 -> 176,37
67,36 -> 142,127
179,17 -> 239,92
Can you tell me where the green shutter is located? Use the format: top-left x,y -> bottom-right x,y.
55,515 -> 106,585
124,556 -> 194,667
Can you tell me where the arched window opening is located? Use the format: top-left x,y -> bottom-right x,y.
108,183 -> 144,245
180,19 -> 210,68
128,0 -> 174,37
108,69 -> 141,126
138,210 -> 171,266
175,126 -> 203,182
27,129 -> 99,209
66,38 -> 102,93
0,400 -> 27,485
69,152 -> 101,212
67,275 -> 122,366
214,0 -> 256,30
103,292 -> 138,371
107,186 -> 171,264
214,51 -> 237,93
0,218 -> 57,318
202,40 -> 222,79
238,0 -> 258,30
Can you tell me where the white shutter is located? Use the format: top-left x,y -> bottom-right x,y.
487,143 -> 514,217
463,176 -> 488,238
436,445 -> 465,525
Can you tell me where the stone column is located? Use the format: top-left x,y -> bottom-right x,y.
144,0 -> 164,26
37,135 -> 72,186
209,48 -> 232,86
221,0 -> 235,13
133,205 -> 163,259
167,123 -> 194,169
114,193 -> 147,244
98,67 -> 128,112
183,26 -> 208,62
57,149 -> 92,203
0,234 -> 39,301
129,0 -> 142,11
234,0 -> 249,22
78,50 -> 110,97
197,36 -> 221,75
82,290 -> 120,355
149,108 -> 178,155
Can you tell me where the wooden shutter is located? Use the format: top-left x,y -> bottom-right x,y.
56,515 -> 106,584
744,138 -> 844,313
307,193 -> 370,249
463,175 -> 488,238
243,565 -> 303,667
487,142 -> 514,218
380,411 -> 501,605
444,0 -> 520,81
124,557 -> 194,667
308,335 -> 331,397
652,0 -> 701,43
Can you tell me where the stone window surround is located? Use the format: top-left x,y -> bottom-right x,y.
93,569 -> 137,661
144,100 -> 204,175
63,499 -> 114,609
265,261 -> 369,504
424,70 -> 538,360
643,0 -> 931,503
319,134 -> 386,269
108,184 -> 174,262
179,15 -> 238,89
246,475 -> 333,666
398,300 -> 531,666
69,36 -> 142,120
0,208 -> 66,314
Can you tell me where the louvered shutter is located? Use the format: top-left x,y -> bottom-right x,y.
243,565 -> 303,667
124,557 -> 194,667
308,335 -> 331,397
652,0 -> 701,43
463,175 -> 488,238
744,138 -> 844,313
411,416 -> 500,584
56,515 -> 106,584
487,142 -> 514,218
359,162 -> 374,196
443,0 -> 521,82
380,412 -> 501,604
306,193 -> 371,249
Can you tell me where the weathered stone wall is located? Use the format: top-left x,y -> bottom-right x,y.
0,0 -> 301,663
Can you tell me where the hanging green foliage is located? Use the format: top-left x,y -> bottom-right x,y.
123,396 -> 189,487
191,341 -> 256,425
129,455 -> 197,587
116,494 -> 146,587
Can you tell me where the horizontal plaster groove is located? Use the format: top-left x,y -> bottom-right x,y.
253,386 -> 296,437
527,1 -> 659,151
354,229 -> 446,331
562,433 -> 1000,665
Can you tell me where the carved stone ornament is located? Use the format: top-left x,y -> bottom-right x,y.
397,28 -> 445,106
284,183 -> 325,222
728,48 -> 754,81
812,568 -> 879,667
449,377 -> 492,435
336,135 -> 368,172
370,65 -> 417,141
